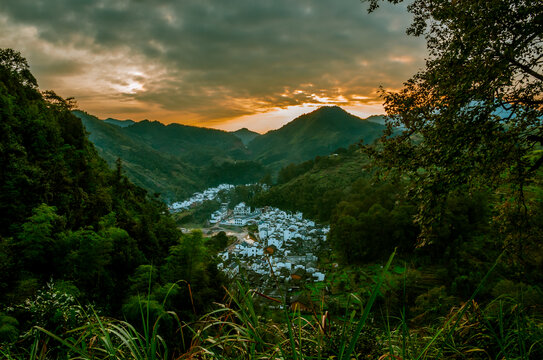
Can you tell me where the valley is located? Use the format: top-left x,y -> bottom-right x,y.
170,183 -> 331,302
2,0 -> 542,355
74,106 -> 386,203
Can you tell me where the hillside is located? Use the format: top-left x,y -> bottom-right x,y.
232,127 -> 260,145
248,106 -> 385,172
255,144 -> 373,221
121,120 -> 250,164
75,111 -> 200,201
104,117 -> 135,127
75,106 -> 385,201
75,112 -> 268,200
0,50 -> 183,310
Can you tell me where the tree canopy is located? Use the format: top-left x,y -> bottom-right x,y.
365,0 -> 543,242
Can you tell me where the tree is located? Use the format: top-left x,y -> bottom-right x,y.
365,0 -> 543,243
0,48 -> 37,88
15,204 -> 65,274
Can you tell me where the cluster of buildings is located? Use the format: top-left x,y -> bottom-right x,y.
211,202 -> 261,226
217,206 -> 330,290
169,184 -> 234,211
171,184 -> 331,300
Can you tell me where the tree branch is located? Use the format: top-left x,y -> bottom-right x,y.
507,57 -> 543,82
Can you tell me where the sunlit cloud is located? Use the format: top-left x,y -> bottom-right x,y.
0,0 -> 426,131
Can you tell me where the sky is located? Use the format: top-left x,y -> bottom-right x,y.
0,0 -> 427,133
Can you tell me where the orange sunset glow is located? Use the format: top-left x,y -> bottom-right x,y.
0,0 -> 426,132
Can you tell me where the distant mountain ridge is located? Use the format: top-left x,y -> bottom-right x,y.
76,106 -> 386,201
232,128 -> 260,146
74,111 -> 267,200
248,106 -> 385,172
104,117 -> 135,127
74,111 -> 200,200
120,119 -> 250,163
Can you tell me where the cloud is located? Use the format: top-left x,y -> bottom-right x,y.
0,0 -> 426,126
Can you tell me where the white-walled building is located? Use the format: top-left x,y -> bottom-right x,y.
234,202 -> 251,216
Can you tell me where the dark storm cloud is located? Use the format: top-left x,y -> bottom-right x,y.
0,0 -> 426,121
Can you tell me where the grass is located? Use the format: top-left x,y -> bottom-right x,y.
2,251 -> 542,359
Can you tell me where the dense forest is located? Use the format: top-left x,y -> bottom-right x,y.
75,106 -> 385,202
0,49 -> 226,356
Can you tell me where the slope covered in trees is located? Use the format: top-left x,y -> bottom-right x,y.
75,111 -> 269,200
255,145 -> 372,221
77,107 -> 385,201
76,110 -> 201,201
248,106 -> 385,172
120,119 -> 250,164
0,49 -> 225,351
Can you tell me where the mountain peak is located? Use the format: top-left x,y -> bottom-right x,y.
103,117 -> 135,128
232,127 -> 260,145
316,105 -> 344,111
248,105 -> 385,172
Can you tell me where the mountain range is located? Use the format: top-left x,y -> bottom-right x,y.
247,106 -> 385,172
74,106 -> 386,201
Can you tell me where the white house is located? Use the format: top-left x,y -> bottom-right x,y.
234,202 -> 251,216
268,236 -> 283,249
313,272 -> 325,282
234,217 -> 248,226
210,210 -> 223,222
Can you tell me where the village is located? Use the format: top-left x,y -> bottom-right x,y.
215,202 -> 329,293
169,183 -> 235,211
169,184 -> 331,299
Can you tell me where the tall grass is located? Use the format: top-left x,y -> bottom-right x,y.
32,306 -> 173,359
3,250 -> 542,359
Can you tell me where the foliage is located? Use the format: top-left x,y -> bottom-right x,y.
0,48 -> 37,88
248,105 -> 385,173
0,49 -> 225,354
0,314 -> 19,344
365,0 -> 543,242
9,281 -> 86,336
256,144 -> 372,221
200,160 -> 267,187
329,179 -> 417,263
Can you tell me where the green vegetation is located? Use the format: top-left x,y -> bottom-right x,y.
78,106 -> 386,202
75,112 -> 268,201
366,0 -> 543,242
255,145 -> 372,221
1,0 -> 543,356
248,106 -> 385,173
76,110 -> 201,201
0,49 -> 225,357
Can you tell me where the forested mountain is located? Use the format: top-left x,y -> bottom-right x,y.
120,119 -> 250,164
75,112 -> 268,199
75,111 -> 200,201
0,50 -> 224,350
103,117 -> 135,127
248,106 -> 385,172
76,107 -> 385,201
232,127 -> 260,145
